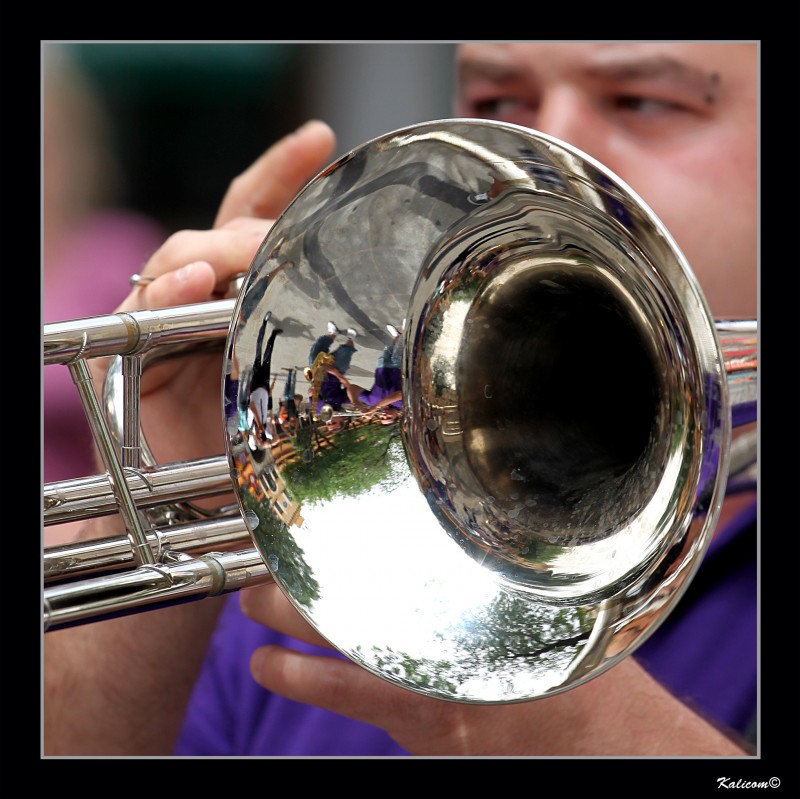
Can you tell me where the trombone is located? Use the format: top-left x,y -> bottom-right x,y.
43,119 -> 757,704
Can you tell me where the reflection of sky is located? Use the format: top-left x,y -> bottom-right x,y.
291,474 -> 500,657
291,475 -> 591,700
432,300 -> 471,388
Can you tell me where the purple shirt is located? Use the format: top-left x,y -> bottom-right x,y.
315,373 -> 349,414
175,599 -> 408,756
357,366 -> 403,409
635,499 -> 757,739
175,501 -> 757,755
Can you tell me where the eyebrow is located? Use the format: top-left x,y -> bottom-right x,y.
457,57 -> 523,83
587,54 -> 721,105
458,52 -> 721,104
584,54 -> 719,92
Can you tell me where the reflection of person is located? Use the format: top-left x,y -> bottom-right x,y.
276,369 -> 304,437
350,324 -> 404,422
307,321 -> 358,372
307,321 -> 359,415
315,323 -> 404,420
44,43 -> 757,757
43,44 -> 167,487
248,315 -> 282,443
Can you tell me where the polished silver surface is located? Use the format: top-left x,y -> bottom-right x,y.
224,119 -> 748,702
44,546 -> 267,631
43,119 -> 756,701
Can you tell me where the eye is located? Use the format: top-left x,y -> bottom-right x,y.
611,95 -> 687,116
465,96 -> 534,124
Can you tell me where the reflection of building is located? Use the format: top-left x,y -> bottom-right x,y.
238,462 -> 265,501
234,438 -> 304,529
234,451 -> 266,502
259,461 -> 304,529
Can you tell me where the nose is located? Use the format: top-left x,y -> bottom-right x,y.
535,87 -> 611,166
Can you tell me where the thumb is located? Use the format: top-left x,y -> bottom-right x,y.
214,119 -> 337,228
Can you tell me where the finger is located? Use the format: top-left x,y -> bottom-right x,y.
90,259 -> 221,384
215,119 -> 337,227
248,645 -> 454,745
239,583 -> 331,649
120,261 -> 218,313
242,583 -> 471,753
133,219 -> 271,291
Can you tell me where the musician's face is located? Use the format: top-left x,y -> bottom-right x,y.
453,42 -> 758,318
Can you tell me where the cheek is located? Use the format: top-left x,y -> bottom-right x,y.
604,141 -> 757,318
663,203 -> 756,318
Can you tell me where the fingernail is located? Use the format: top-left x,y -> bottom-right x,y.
175,263 -> 196,284
239,587 -> 254,617
250,648 -> 265,676
293,119 -> 327,137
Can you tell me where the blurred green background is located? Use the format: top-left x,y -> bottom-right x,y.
47,42 -> 457,233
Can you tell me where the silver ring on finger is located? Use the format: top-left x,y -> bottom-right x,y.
129,273 -> 156,288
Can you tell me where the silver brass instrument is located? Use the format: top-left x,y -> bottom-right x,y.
43,119 -> 757,704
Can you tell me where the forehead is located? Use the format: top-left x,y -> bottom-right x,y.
455,42 -> 756,85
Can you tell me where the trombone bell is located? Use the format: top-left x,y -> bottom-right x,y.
44,119 -> 757,704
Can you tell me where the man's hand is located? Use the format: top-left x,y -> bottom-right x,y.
240,581 -> 749,757
44,121 -> 338,756
94,120 -> 337,468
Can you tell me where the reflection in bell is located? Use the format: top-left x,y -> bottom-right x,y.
222,120 -> 753,702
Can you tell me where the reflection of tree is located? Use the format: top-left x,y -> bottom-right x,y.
290,422 -> 316,464
450,591 -> 592,678
358,645 -> 459,696
357,589 -> 593,696
431,355 -> 451,398
240,487 -> 321,609
425,277 -> 483,397
282,423 -> 405,503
